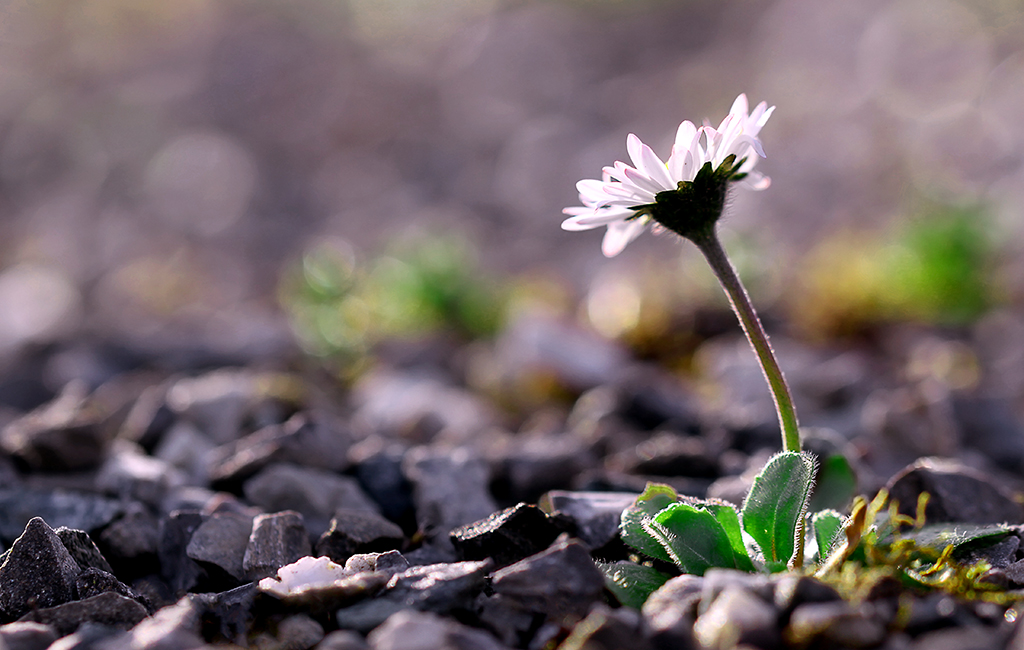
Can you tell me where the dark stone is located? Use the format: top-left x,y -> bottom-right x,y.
318,630 -> 370,650
95,443 -> 181,506
164,370 -> 257,445
0,621 -> 58,650
785,601 -> 888,649
493,434 -> 598,504
642,574 -> 703,650
334,560 -> 492,633
402,447 -> 497,553
698,568 -> 775,614
610,431 -> 719,479
952,395 -> 1024,474
693,586 -> 780,650
0,517 -> 81,620
242,510 -> 312,581
42,622 -> 126,650
772,574 -> 842,613
315,509 -> 404,564
0,384 -> 111,472
158,511 -> 206,595
15,592 -> 149,637
559,604 -> 652,650
243,463 -> 379,539
908,626 -> 1004,650
123,598 -> 204,650
186,511 -> 254,582
190,583 -> 258,645
350,439 -> 416,534
74,568 -> 146,608
272,613 -> 325,650
885,457 -> 1024,524
55,527 -> 113,574
490,537 -> 605,621
96,503 -> 161,579
209,413 -> 353,486
450,503 -> 567,567
537,491 -> 637,550
118,382 -> 175,451
367,610 -> 509,650
0,489 -> 122,543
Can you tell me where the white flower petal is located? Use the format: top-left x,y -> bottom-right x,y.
562,92 -> 773,256
561,207 -> 633,230
730,93 -> 749,119
601,219 -> 647,257
635,141 -> 674,190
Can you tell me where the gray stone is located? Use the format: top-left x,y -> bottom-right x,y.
0,621 -> 58,650
243,463 -> 379,538
55,527 -> 113,574
537,491 -> 637,549
317,630 -> 370,650
16,592 -> 149,637
243,510 -> 312,581
786,601 -> 887,649
402,446 -> 496,552
186,511 -> 254,581
335,560 -> 492,633
0,489 -> 122,542
316,509 -> 404,564
641,574 -> 704,649
490,538 -> 605,621
692,586 -> 780,650
0,517 -> 81,619
366,610 -> 509,650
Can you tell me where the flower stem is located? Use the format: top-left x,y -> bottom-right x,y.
690,230 -> 801,454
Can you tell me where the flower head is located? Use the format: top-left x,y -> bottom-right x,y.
562,94 -> 774,256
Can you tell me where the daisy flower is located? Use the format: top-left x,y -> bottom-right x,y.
562,94 -> 774,257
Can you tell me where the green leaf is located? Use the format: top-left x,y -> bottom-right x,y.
808,454 -> 857,512
598,561 -> 672,610
811,510 -> 845,562
620,483 -> 680,563
898,523 -> 1013,551
741,451 -> 816,566
647,503 -> 739,575
704,502 -> 755,572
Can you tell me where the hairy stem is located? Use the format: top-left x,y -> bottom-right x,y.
690,230 -> 801,454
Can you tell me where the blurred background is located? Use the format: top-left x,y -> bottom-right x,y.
1,0 -> 1023,404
